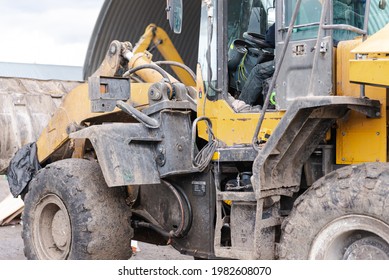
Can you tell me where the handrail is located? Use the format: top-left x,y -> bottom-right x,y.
252,0 -> 303,150
308,0 -> 330,96
322,24 -> 366,35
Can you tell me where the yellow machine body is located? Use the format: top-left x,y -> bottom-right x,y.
196,66 -> 283,146
335,25 -> 389,164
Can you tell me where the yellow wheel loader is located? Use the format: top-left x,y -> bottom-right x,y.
3,0 -> 389,259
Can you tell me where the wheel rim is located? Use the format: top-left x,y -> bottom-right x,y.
309,215 -> 389,260
32,194 -> 71,259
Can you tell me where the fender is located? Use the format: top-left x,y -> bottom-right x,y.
70,123 -> 162,187
70,109 -> 194,187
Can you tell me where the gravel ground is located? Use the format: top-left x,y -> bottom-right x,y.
0,176 -> 191,260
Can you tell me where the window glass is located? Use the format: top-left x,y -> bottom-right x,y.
284,0 -> 322,41
333,0 -> 389,41
227,0 -> 274,47
333,0 -> 365,41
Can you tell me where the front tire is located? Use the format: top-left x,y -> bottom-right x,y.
22,159 -> 133,260
279,163 -> 389,260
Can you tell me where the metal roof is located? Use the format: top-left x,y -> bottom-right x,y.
83,0 -> 201,79
0,62 -> 83,81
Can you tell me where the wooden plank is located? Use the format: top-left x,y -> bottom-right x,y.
0,194 -> 24,226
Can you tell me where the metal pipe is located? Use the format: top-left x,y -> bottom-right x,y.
252,0 -> 303,150
308,0 -> 330,96
363,0 -> 372,41
322,24 -> 366,35
360,0 -> 372,98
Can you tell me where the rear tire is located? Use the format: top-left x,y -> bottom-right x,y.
22,159 -> 133,260
279,163 -> 389,260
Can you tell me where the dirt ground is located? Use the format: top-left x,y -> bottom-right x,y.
0,176 -> 191,260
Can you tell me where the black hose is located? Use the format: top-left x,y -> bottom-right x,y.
116,100 -> 159,129
155,61 -> 197,83
163,180 -> 186,238
122,63 -> 171,84
171,184 -> 193,237
134,181 -> 193,239
134,221 -> 171,238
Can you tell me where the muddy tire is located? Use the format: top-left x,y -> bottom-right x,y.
279,163 -> 389,260
22,159 -> 133,260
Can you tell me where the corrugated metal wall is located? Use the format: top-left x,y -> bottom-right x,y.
83,0 -> 202,79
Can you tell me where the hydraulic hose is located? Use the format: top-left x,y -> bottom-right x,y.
155,61 -> 197,84
134,180 -> 193,239
134,221 -> 171,238
116,100 -> 160,129
170,183 -> 193,237
122,63 -> 171,84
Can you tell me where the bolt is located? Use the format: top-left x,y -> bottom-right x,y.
376,132 -> 380,136
110,44 -> 117,55
177,144 -> 183,151
342,157 -> 346,161
342,132 -> 346,136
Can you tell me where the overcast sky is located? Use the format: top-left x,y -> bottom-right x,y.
0,0 -> 105,66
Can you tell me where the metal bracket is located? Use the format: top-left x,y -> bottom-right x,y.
88,76 -> 130,112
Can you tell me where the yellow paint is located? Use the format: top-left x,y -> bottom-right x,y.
37,83 -> 151,163
129,52 -> 177,86
350,59 -> 389,87
196,65 -> 283,146
349,24 -> 389,88
351,23 -> 389,54
133,24 -> 195,86
335,40 -> 387,164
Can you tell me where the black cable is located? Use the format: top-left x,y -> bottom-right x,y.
171,184 -> 193,237
122,63 -> 171,84
162,180 -> 186,238
134,221 -> 171,238
134,180 -> 193,239
155,61 -> 197,83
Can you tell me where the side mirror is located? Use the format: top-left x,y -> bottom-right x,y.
267,7 -> 276,24
166,0 -> 183,34
379,0 -> 387,9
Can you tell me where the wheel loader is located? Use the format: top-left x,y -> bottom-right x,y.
3,0 -> 389,259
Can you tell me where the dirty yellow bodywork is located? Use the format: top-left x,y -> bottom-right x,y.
336,33 -> 389,164
134,24 -> 196,86
349,23 -> 389,87
35,26 -> 194,164
196,66 -> 283,146
36,83 -> 150,163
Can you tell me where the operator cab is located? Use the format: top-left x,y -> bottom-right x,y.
226,0 -> 275,108
197,0 -> 389,112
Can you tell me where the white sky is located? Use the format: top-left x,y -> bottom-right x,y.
0,0 -> 105,66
